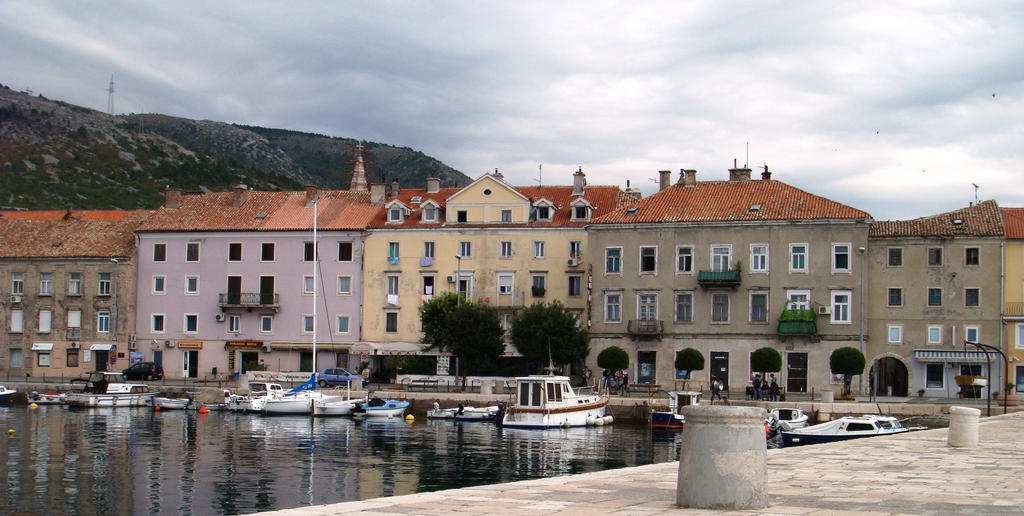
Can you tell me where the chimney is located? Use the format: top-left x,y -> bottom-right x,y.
761,164 -> 772,181
390,179 -> 399,199
681,169 -> 697,187
658,170 -> 671,191
426,177 -> 440,193
233,184 -> 248,207
728,159 -> 751,181
493,168 -> 503,180
165,187 -> 182,209
348,143 -> 369,192
623,179 -> 642,202
370,183 -> 386,205
572,167 -> 586,196
304,185 -> 318,206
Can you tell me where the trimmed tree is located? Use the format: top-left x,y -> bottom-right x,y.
750,347 -> 782,377
509,301 -> 590,373
597,346 -> 629,371
830,346 -> 866,396
674,348 -> 705,380
420,293 -> 504,388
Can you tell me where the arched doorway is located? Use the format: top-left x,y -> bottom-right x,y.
871,357 -> 909,397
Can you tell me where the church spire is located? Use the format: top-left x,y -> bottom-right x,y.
348,143 -> 369,192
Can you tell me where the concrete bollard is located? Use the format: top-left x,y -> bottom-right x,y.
351,377 -> 363,391
480,379 -> 493,395
677,405 -> 768,510
820,389 -> 834,403
948,405 -> 981,448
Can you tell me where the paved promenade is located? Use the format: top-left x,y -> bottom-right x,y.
258,411 -> 1024,515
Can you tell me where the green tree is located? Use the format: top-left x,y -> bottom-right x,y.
750,347 -> 782,377
509,301 -> 590,373
420,293 -> 504,388
674,348 -> 705,379
596,346 -> 629,371
830,346 -> 866,396
419,292 -> 460,349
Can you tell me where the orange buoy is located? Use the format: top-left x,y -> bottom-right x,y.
154,405 -> 161,411
198,405 -> 209,414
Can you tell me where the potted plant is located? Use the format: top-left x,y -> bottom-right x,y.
917,388 -> 925,397
1000,383 -> 1020,407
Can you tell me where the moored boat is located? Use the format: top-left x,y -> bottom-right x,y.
427,402 -> 502,421
27,391 -> 66,405
781,414 -> 909,447
500,375 -> 610,429
650,391 -> 701,430
0,385 -> 16,404
353,397 -> 409,418
151,396 -> 190,410
313,395 -> 365,416
768,407 -> 809,430
65,372 -> 153,407
227,382 -> 285,413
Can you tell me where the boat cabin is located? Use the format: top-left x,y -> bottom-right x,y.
669,391 -> 702,415
77,371 -> 146,394
514,375 -> 574,408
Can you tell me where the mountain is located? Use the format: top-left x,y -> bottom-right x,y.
0,84 -> 470,210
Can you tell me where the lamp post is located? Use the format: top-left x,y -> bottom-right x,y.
858,246 -> 865,396
454,254 -> 462,305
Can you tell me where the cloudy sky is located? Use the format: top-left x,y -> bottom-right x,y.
2,1 -> 1023,220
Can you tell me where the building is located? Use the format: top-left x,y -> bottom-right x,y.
866,200 -> 1004,397
586,166 -> 872,394
0,209 -> 150,377
1001,207 -> 1024,395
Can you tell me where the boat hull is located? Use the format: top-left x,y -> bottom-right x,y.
0,391 -> 17,404
28,393 -> 66,405
312,397 -> 363,416
650,411 -> 684,430
151,397 -> 190,410
356,399 -> 409,418
263,398 -> 313,415
66,393 -> 152,407
782,428 -> 908,447
501,402 -> 607,429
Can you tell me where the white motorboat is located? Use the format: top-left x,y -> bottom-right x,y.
66,372 -> 153,407
427,402 -> 502,421
27,391 -> 66,405
227,382 -> 286,413
501,375 -> 611,429
312,395 -> 366,416
353,397 -> 409,418
151,396 -> 190,410
781,414 -> 909,447
768,407 -> 809,430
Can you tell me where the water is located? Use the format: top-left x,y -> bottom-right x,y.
1,406 -> 680,515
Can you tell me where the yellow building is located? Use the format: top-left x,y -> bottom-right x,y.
1002,208 -> 1024,395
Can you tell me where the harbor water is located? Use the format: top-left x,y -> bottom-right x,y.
1,406 -> 680,515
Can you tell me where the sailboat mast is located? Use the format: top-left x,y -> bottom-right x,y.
312,197 -> 317,374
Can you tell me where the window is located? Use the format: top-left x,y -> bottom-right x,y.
186,242 -> 200,262
1016,323 -> 1024,349
498,273 -> 514,295
304,241 -> 316,261
711,246 -> 731,272
260,315 -> 273,333
638,294 -> 658,321
422,206 -> 438,222
185,276 -> 199,294
9,348 -> 21,367
535,206 -> 550,220
675,292 -> 693,322
927,288 -> 942,306
927,325 -> 942,344
152,314 -> 165,333
337,276 -> 352,295
711,293 -> 729,322
303,275 -> 315,294
606,248 -> 622,274
456,210 -> 468,223
98,273 -> 111,295
605,293 -> 621,322
153,275 -> 166,295
40,273 -> 53,295
336,315 -> 350,334
37,350 -> 51,367
422,275 -> 435,297
928,247 -> 942,266
887,247 -> 902,267
500,241 -> 512,258
887,288 -> 903,307
569,241 -> 582,260
423,241 -> 435,258
533,241 -> 545,258
568,276 -> 582,297
750,245 -> 768,273
926,364 -> 944,389
677,246 -> 694,273
459,241 -> 472,258
640,246 -> 657,273
38,309 -> 52,332
228,315 -> 240,333
338,242 -> 353,261
153,243 -> 167,262
501,209 -> 512,223
388,207 -> 402,223
888,325 -> 902,344
184,314 -> 198,333
229,243 -> 242,261
10,310 -> 24,332
786,290 -> 810,310
97,311 -> 110,333
261,242 -> 275,261
531,275 -> 546,291
388,242 -> 400,259
303,315 -> 314,333
12,272 -> 24,295
385,311 -> 398,333
964,288 -> 980,307
68,273 -> 82,295
790,244 -> 807,272
750,292 -> 768,322
965,247 -> 980,266
831,291 -> 851,323
66,349 -> 78,368
965,325 -> 980,343
573,206 -> 589,220
386,275 -> 399,296
832,244 -> 850,272
67,310 -> 81,332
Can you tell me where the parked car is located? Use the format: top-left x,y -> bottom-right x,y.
122,362 -> 164,381
317,367 -> 365,387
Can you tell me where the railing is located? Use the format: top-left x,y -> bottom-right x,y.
697,269 -> 741,287
627,319 -> 664,336
777,309 -> 817,335
1006,302 -> 1024,316
218,292 -> 280,310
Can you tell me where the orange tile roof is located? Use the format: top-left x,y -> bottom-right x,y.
1002,208 -> 1024,239
870,200 -> 1004,238
0,210 -> 152,258
592,178 -> 871,224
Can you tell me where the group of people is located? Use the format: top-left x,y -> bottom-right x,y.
601,368 -> 629,392
750,373 -> 781,401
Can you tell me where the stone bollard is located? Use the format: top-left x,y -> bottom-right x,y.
677,405 -> 768,510
820,389 -> 834,403
480,379 -> 493,395
948,405 -> 981,448
351,377 -> 363,391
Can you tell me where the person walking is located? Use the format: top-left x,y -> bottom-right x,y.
768,374 -> 780,402
752,374 -> 762,401
710,375 -> 722,401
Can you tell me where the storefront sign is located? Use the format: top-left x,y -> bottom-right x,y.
178,341 -> 203,350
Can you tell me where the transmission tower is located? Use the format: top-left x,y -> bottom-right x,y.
106,74 -> 115,115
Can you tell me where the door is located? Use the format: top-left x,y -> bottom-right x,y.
227,276 -> 242,304
300,351 -> 314,372
874,357 -> 909,396
240,351 -> 258,373
152,350 -> 163,367
95,350 -> 109,372
183,350 -> 198,378
259,276 -> 275,305
710,351 -> 729,391
787,352 -> 807,393
637,350 -> 656,383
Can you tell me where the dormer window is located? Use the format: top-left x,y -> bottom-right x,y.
537,206 -> 550,220
532,200 -> 555,222
385,201 -> 409,224
421,201 -> 440,223
574,206 -> 588,220
389,208 -> 403,222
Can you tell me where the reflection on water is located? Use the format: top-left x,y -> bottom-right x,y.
1,407 -> 678,515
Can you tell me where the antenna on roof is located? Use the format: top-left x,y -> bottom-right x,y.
745,142 -> 749,168
971,183 -> 979,205
534,164 -> 543,189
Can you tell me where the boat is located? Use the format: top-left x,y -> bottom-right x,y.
781,414 -> 909,447
353,397 -> 409,418
768,407 -> 809,431
151,396 -> 190,410
0,385 -> 15,404
227,382 -> 286,413
650,391 -> 702,430
313,395 -> 365,416
66,372 -> 153,407
500,375 -> 611,429
427,401 -> 502,421
27,391 -> 66,405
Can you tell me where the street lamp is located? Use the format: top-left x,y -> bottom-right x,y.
454,254 -> 462,305
858,246 -> 865,396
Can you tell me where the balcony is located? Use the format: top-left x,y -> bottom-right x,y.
1006,302 -> 1024,317
628,319 -> 664,339
218,292 -> 280,312
66,327 -> 81,340
777,309 -> 817,337
697,269 -> 740,289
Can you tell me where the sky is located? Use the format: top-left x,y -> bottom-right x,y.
2,1 -> 1023,220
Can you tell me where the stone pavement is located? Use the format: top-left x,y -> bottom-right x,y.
256,412 -> 1024,515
